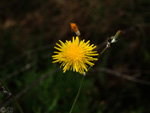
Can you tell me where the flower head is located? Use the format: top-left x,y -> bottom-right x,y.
52,36 -> 98,74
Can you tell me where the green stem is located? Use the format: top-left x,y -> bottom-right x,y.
69,30 -> 122,113
87,46 -> 108,72
0,79 -> 24,113
69,75 -> 85,113
69,46 -> 109,113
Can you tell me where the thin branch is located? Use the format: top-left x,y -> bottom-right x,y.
2,63 -> 33,81
3,69 -> 58,106
0,79 -> 24,113
0,82 -> 12,108
0,44 -> 54,69
95,68 -> 150,85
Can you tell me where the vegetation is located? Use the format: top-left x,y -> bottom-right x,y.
0,0 -> 150,112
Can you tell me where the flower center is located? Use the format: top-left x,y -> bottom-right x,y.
66,44 -> 83,61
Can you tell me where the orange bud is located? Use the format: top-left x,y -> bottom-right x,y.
70,23 -> 81,36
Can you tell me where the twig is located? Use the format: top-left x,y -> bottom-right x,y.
0,44 -> 54,69
3,69 -> 58,106
2,63 -> 33,81
95,68 -> 150,85
0,82 -> 12,108
0,79 -> 24,113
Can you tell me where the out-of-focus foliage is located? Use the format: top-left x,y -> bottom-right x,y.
0,0 -> 150,113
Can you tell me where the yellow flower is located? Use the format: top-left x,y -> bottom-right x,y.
52,36 -> 99,74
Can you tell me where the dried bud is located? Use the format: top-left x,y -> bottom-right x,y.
70,23 -> 81,36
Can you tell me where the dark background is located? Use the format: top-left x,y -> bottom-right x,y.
0,0 -> 150,113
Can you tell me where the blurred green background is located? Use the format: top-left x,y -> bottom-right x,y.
0,0 -> 150,113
